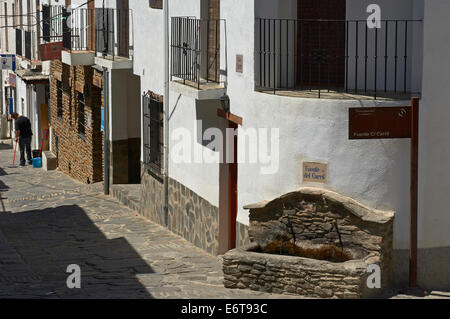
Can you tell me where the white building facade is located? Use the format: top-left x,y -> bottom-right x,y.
131,0 -> 449,291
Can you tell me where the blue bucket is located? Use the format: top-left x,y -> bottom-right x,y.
32,157 -> 42,168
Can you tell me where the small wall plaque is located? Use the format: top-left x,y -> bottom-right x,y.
303,162 -> 328,184
236,54 -> 243,73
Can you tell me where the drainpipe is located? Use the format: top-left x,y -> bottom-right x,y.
103,68 -> 110,195
163,0 -> 169,226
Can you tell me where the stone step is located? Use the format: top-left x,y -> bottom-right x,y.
42,151 -> 57,171
111,184 -> 141,213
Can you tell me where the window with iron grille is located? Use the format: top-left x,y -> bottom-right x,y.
56,80 -> 63,119
16,29 -> 22,56
142,91 -> 164,174
24,30 -> 31,60
77,92 -> 86,138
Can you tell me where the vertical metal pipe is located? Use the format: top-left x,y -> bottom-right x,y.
395,20 -> 398,93
365,22 -> 368,92
279,19 -> 281,90
259,19 -> 262,87
308,21 -> 311,91
163,0 -> 169,227
374,27 -> 378,99
384,21 -> 388,93
345,21 -> 349,92
273,19 -> 276,94
355,21 -> 359,93
404,20 -> 408,94
263,19 -> 266,88
327,20 -> 330,92
318,21 -> 321,98
103,68 -> 109,195
410,97 -> 419,288
286,20 -> 288,89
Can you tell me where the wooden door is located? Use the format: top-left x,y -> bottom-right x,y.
207,0 -> 220,82
39,104 -> 49,151
228,121 -> 238,250
88,0 -> 95,51
297,0 -> 346,88
117,0 -> 129,58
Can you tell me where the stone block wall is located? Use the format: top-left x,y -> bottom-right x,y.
223,244 -> 374,298
50,60 -> 104,184
140,164 -> 220,255
236,222 -> 250,248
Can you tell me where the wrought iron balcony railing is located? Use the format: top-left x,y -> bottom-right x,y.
255,18 -> 423,99
41,4 -> 65,44
170,17 -> 226,89
62,7 -> 132,60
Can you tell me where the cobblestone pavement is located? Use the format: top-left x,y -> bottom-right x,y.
0,142 -> 448,299
0,143 -> 300,299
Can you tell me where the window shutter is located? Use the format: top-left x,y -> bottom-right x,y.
42,4 -> 50,42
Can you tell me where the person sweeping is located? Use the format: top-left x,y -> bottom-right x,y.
11,113 -> 33,166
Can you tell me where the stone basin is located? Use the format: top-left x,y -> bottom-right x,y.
223,187 -> 395,298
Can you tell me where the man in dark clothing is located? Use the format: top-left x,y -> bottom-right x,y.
12,113 -> 33,166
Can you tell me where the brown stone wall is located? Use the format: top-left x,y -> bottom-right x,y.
140,164 -> 220,255
223,244 -> 373,298
50,60 -> 104,184
236,222 -> 250,248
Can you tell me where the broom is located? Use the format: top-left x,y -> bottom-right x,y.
8,140 -> 18,168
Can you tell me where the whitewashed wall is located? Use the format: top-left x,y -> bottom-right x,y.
419,0 -> 450,249
220,0 -> 417,253
129,0 -> 450,257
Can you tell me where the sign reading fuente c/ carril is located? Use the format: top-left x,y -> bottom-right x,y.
303,162 -> 328,184
349,106 -> 411,140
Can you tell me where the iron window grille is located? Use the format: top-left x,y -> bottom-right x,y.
142,91 -> 164,174
16,29 -> 22,56
170,16 -> 226,89
24,30 -> 32,60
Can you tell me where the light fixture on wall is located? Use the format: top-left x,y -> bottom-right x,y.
220,94 -> 230,113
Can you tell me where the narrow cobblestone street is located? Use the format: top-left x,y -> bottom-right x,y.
0,143 -> 297,299
1,143 -> 449,299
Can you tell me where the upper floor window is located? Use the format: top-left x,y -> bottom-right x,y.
149,0 -> 163,9
142,91 -> 164,175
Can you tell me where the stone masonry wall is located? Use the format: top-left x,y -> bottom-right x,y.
50,60 -> 103,184
223,244 -> 373,299
140,164 -> 219,255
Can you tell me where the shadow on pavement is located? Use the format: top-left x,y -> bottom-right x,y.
0,144 -> 12,151
0,205 -> 154,298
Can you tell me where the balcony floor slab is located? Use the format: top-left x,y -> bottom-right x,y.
94,56 -> 133,70
170,80 -> 226,100
256,87 -> 417,101
61,50 -> 95,66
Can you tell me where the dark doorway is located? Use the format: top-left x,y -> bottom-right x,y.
117,0 -> 129,58
297,0 -> 346,88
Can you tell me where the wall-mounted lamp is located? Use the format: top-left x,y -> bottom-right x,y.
220,94 -> 230,113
